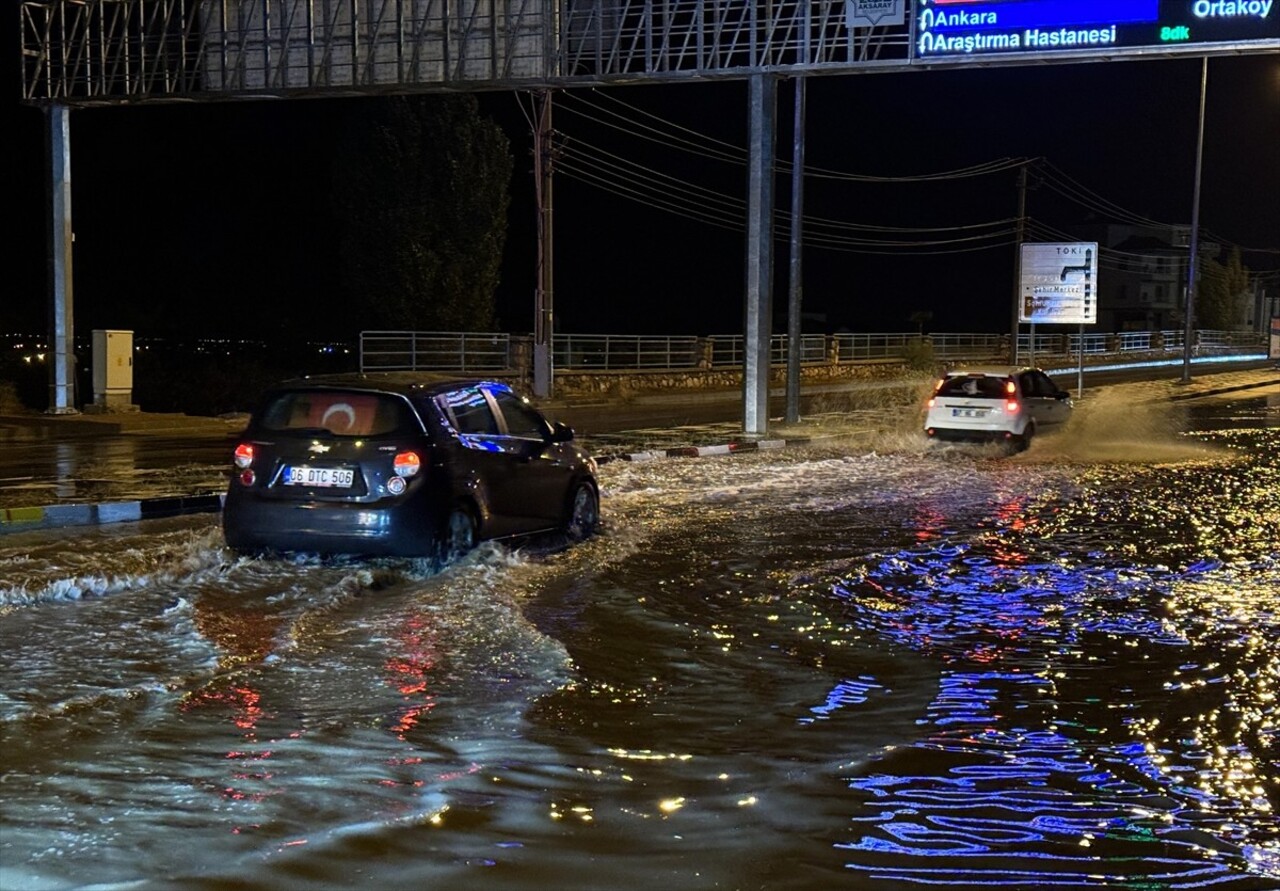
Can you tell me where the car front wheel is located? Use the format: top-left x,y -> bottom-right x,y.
564,482 -> 599,542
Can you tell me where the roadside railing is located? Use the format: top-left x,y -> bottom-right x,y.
555,334 -> 703,369
360,331 -> 512,372
360,329 -> 1267,374
1015,329 -> 1267,361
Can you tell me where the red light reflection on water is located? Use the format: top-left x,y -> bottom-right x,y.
182,601 -> 289,816
385,614 -> 438,739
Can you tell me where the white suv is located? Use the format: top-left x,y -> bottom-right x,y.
924,366 -> 1073,450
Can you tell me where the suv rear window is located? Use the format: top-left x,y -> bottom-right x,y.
258,390 -> 420,436
937,376 -> 1010,399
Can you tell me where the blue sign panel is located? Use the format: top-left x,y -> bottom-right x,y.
916,0 -> 1280,58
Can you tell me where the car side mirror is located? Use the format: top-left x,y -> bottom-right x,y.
550,422 -> 575,443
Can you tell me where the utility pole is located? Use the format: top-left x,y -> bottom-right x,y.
1011,161 -> 1028,366
1182,57 -> 1208,384
533,90 -> 555,398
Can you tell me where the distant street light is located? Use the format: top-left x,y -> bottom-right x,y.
1181,57 -> 1208,384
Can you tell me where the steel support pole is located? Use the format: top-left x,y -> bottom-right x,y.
743,74 -> 777,436
785,76 -> 806,425
45,104 -> 77,414
1181,57 -> 1208,384
533,90 -> 554,398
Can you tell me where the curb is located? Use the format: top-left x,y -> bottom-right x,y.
0,494 -> 225,533
1166,376 -> 1280,402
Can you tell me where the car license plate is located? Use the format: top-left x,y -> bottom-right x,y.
284,465 -> 355,488
951,408 -> 983,418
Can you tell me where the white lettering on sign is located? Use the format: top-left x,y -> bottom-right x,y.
1023,26 -> 1118,48
1193,0 -> 1274,18
919,31 -> 1021,53
919,9 -> 998,29
918,25 -> 1121,55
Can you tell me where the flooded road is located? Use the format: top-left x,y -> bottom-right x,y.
1,391 -> 1277,890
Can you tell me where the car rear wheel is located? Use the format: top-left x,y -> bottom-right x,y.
564,482 -> 599,542
439,505 -> 477,563
1014,421 -> 1036,453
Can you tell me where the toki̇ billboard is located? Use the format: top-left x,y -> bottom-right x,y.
1020,243 -> 1099,325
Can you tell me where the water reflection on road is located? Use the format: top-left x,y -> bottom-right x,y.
0,394 -> 1276,890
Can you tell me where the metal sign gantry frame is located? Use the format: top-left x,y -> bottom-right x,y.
19,0 -> 1280,428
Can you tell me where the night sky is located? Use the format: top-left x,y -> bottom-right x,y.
8,33 -> 1279,340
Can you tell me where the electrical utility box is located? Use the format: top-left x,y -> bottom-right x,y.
91,329 -> 137,411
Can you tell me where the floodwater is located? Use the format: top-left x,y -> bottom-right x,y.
1,392 -> 1277,890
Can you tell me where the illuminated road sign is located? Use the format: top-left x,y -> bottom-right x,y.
916,0 -> 1280,59
1020,243 -> 1099,325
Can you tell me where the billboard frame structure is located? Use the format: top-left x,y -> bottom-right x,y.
17,0 -> 1280,106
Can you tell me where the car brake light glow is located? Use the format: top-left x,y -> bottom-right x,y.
927,397 -> 936,409
238,469 -> 256,487
233,443 -> 254,469
1006,400 -> 1020,413
393,451 -> 422,477
1005,380 -> 1017,395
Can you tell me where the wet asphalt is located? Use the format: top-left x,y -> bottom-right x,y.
0,362 -> 1275,532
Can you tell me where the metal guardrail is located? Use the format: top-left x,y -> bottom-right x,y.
360,331 -> 512,372
555,334 -> 702,369
360,330 -> 1268,374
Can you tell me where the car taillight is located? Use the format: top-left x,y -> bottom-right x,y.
927,397 -> 936,409
1005,400 -> 1020,413
1005,380 -> 1017,396
393,451 -> 422,477
233,443 -> 254,469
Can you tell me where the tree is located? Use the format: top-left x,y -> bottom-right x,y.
332,94 -> 512,331
1196,246 -> 1250,330
909,310 -> 933,335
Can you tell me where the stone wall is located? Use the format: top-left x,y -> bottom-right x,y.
549,360 -> 920,400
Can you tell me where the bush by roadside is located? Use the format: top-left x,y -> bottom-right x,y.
1,340 -> 359,417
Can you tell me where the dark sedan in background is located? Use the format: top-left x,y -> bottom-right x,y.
222,374 -> 599,560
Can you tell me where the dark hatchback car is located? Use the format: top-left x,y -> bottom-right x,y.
222,375 -> 600,560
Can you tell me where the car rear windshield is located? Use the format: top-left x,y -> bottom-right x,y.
257,390 -> 420,437
937,375 -> 1010,399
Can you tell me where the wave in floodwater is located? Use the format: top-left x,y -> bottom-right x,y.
0,529 -> 578,891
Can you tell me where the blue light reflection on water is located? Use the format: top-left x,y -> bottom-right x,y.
827,442 -> 1280,888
